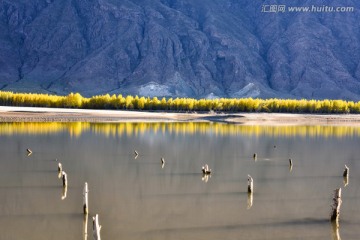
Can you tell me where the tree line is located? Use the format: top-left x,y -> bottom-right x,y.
1,90 -> 360,113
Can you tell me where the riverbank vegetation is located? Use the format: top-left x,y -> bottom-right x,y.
1,91 -> 360,113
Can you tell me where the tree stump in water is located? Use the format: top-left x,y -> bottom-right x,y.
330,188 -> 342,222
247,175 -> 254,193
58,163 -> 62,178
62,171 -> 68,187
343,165 -> 349,178
83,182 -> 89,214
134,150 -> 139,159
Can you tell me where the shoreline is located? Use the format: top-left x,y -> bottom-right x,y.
1,106 -> 360,125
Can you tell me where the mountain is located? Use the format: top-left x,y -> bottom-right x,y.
1,0 -> 360,100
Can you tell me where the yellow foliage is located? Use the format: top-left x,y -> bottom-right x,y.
63,93 -> 83,108
0,91 -> 360,114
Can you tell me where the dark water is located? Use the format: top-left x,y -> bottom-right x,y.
0,122 -> 360,240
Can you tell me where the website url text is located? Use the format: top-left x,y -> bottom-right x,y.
261,5 -> 355,13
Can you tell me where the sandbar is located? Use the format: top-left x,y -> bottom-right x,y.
1,106 -> 360,125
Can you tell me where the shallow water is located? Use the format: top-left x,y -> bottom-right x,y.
0,122 -> 359,239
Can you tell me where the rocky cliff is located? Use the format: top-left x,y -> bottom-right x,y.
1,0 -> 360,100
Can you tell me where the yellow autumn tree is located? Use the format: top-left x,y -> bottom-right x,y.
63,93 -> 83,108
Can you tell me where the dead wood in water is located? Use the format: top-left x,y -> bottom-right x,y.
330,188 -> 342,223
248,175 -> 254,193
62,171 -> 68,187
83,182 -> 89,214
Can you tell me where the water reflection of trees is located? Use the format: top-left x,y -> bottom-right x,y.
0,122 -> 360,138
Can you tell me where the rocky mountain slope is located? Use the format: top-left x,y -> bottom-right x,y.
1,0 -> 360,100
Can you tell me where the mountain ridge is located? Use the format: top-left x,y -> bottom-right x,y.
1,0 -> 360,100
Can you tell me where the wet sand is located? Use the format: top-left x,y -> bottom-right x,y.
1,106 -> 360,125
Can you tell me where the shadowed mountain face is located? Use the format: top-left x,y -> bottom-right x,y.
1,0 -> 360,100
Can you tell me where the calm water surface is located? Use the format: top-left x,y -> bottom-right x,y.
0,122 -> 360,240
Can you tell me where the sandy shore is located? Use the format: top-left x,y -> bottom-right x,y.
1,106 -> 360,125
